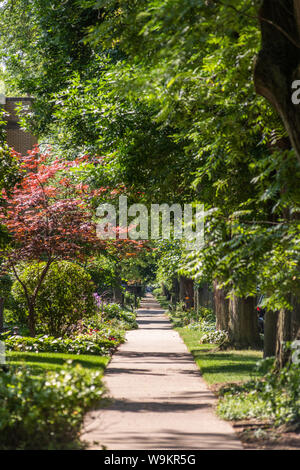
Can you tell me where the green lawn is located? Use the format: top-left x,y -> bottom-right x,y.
7,351 -> 110,374
177,327 -> 263,385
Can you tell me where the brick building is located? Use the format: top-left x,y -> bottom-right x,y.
1,96 -> 38,155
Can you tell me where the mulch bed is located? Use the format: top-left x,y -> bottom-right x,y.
233,420 -> 300,450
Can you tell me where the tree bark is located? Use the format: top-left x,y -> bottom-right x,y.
264,310 -> 279,358
194,286 -> 199,315
228,295 -> 260,348
276,294 -> 300,367
276,308 -> 292,368
113,267 -> 123,304
171,277 -> 180,305
12,260 -> 53,337
179,276 -> 194,309
291,293 -> 300,338
198,282 -> 213,309
28,302 -> 36,337
113,283 -> 122,304
161,283 -> 170,300
213,280 -> 229,331
254,0 -> 300,163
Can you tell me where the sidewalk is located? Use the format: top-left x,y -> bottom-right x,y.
81,295 -> 243,450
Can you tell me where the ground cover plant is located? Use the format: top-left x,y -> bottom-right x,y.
0,364 -> 106,450
217,355 -> 300,429
2,332 -> 121,356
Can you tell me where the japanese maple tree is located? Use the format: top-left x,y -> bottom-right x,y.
0,147 -> 109,336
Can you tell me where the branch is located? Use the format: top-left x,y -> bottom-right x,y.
11,264 -> 31,306
32,257 -> 53,302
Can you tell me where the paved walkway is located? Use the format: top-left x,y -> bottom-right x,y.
81,294 -> 243,450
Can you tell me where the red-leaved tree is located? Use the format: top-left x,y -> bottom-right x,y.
0,147 -> 109,336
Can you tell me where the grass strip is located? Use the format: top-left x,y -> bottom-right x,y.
6,351 -> 110,374
177,327 -> 263,385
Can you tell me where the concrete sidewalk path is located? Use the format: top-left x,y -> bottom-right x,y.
81,294 -> 243,450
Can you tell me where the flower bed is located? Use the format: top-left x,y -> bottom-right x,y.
3,329 -> 124,355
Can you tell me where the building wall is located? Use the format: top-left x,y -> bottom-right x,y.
4,97 -> 38,155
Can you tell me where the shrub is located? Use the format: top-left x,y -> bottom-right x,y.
102,303 -> 123,319
89,312 -> 138,331
0,364 -> 105,449
169,303 -> 215,328
92,297 -> 138,330
12,261 -> 96,337
0,274 -> 12,302
103,303 -> 137,325
187,319 -> 215,332
124,290 -> 136,306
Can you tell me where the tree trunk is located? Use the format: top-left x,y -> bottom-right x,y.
213,280 -> 229,331
179,276 -> 194,309
198,282 -> 213,309
228,295 -> 260,349
161,283 -> 170,300
254,0 -> 300,163
264,310 -> 279,358
0,298 -> 4,333
276,308 -> 292,368
291,294 -> 300,339
194,286 -> 199,316
113,268 -> 123,304
28,303 -> 36,337
276,295 -> 300,367
113,283 -> 122,304
171,277 -> 180,305
12,259 -> 53,338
